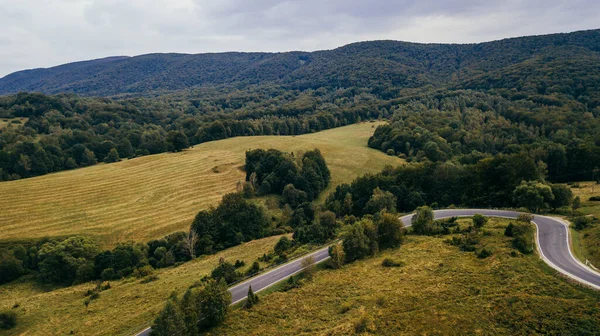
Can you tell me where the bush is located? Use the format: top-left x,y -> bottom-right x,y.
234,260 -> 246,268
140,275 -> 159,284
0,251 -> 25,285
477,248 -> 492,259
246,261 -> 261,276
101,268 -> 116,281
381,258 -> 404,267
589,196 -> 600,201
504,223 -> 515,237
512,222 -> 534,254
132,265 -> 154,278
572,216 -> 592,230
211,261 -> 241,285
282,275 -> 301,291
472,214 -> 488,229
328,244 -> 345,269
274,236 -> 292,255
0,311 -> 17,329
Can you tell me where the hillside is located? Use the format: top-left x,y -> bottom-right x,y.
0,234 -> 284,336
211,219 -> 600,335
1,29 -> 599,96
0,122 -> 402,246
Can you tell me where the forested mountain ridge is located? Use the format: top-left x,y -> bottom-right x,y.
1,29 -> 599,96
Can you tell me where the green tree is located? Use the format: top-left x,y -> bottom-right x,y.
151,296 -> 185,336
167,130 -> 190,152
0,251 -> 25,284
573,196 -> 582,213
512,222 -> 535,254
104,148 -> 120,163
244,285 -> 259,309
281,184 -> 307,208
342,219 -> 375,263
513,181 -> 554,213
328,244 -> 345,269
210,261 -> 240,285
198,279 -> 231,330
472,214 -> 488,229
318,211 -> 338,240
411,206 -> 434,235
38,236 -> 99,285
180,289 -> 199,335
377,213 -> 404,249
274,236 -> 292,256
550,184 -> 573,210
364,187 -> 397,214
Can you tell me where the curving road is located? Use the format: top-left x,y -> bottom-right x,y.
400,209 -> 600,290
136,209 -> 600,335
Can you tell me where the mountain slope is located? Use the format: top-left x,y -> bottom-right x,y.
1,29 -> 599,96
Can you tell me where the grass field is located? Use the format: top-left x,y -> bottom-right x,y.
211,219 -> 600,335
0,122 -> 402,247
569,182 -> 600,268
0,234 -> 285,336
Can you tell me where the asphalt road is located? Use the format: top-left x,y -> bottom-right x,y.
136,209 -> 600,335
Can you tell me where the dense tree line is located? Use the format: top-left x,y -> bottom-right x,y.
0,91 -> 377,181
325,153 -> 572,217
368,91 -> 600,182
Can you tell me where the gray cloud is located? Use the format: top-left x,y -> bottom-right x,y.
0,0 -> 599,77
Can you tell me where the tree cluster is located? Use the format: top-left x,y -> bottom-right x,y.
151,279 -> 231,336
341,213 -> 405,263
244,148 -> 330,205
191,193 -> 269,254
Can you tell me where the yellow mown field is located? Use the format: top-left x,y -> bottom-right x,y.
0,122 -> 402,247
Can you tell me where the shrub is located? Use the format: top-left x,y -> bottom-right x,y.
0,251 -> 25,284
244,285 -> 259,309
512,222 -> 534,254
211,261 -> 241,285
377,213 -> 405,249
246,261 -> 261,276
328,244 -> 345,269
472,214 -> 488,229
0,311 -> 17,329
477,248 -> 492,259
504,223 -> 515,237
101,268 -> 116,281
381,258 -> 404,267
274,236 -> 292,255
589,196 -> 600,201
282,275 -> 301,291
234,260 -> 246,268
140,275 -> 159,284
132,265 -> 154,278
572,216 -> 592,230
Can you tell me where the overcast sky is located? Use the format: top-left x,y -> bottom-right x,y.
1,0 -> 599,77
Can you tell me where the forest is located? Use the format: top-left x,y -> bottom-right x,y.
1,29 -> 600,182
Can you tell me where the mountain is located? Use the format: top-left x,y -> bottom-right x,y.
1,29 -> 599,96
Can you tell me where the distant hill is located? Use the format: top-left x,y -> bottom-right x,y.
1,29 -> 599,96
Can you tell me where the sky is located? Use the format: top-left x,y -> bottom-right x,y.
1,0 -> 599,77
